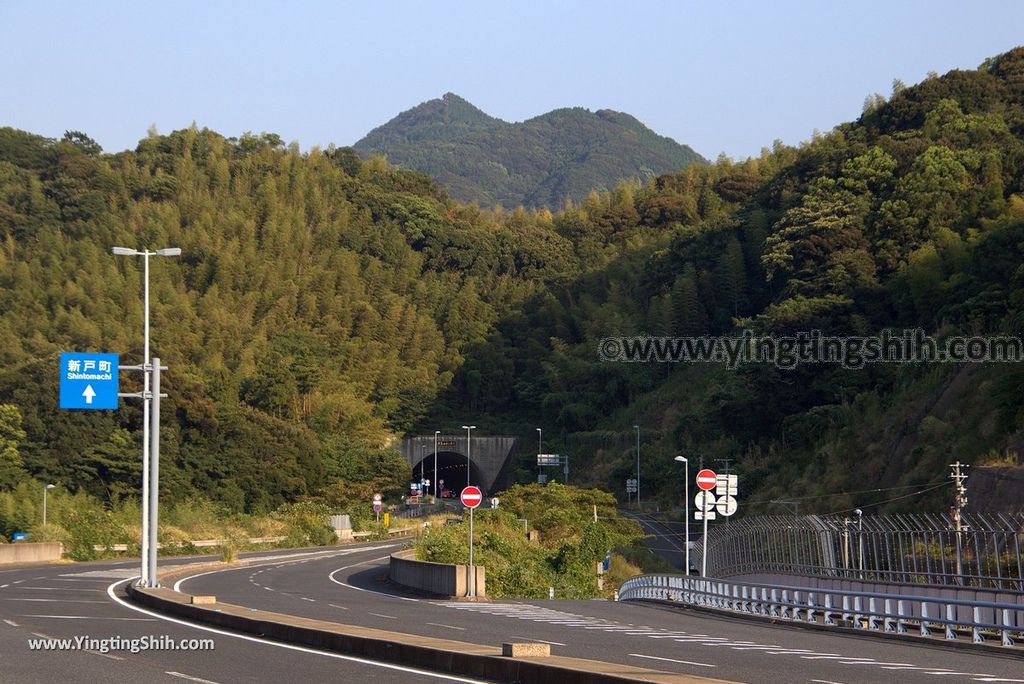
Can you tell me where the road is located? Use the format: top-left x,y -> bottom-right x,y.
0,543 -> 489,684
175,541 -> 1024,684
624,510 -> 693,572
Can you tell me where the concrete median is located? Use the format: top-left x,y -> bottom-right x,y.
128,562 -> 732,684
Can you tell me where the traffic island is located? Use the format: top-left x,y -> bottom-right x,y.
127,576 -> 734,683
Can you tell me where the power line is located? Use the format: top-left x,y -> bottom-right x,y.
821,482 -> 951,516
746,480 -> 950,506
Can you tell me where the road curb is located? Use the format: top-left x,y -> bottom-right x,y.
126,573 -> 732,683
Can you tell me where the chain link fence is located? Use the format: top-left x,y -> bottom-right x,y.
701,512 -> 1024,591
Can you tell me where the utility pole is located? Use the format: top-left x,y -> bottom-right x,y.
715,458 -> 733,526
950,461 -> 969,579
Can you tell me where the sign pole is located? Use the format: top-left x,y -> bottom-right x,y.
701,508 -> 709,578
141,252 -> 151,588
468,506 -> 475,598
147,357 -> 160,587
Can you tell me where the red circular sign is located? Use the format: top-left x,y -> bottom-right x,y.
460,485 -> 483,508
695,469 -> 718,491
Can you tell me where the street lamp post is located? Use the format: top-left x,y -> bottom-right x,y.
536,427 -> 542,482
855,508 -> 864,578
112,246 -> 180,588
633,425 -> 640,508
42,484 -> 55,527
461,425 -> 476,489
673,456 -> 689,575
433,430 -> 440,499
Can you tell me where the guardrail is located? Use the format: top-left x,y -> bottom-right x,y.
619,573 -> 1023,649
702,512 -> 1024,591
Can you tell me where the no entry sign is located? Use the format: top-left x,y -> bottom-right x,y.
461,485 -> 483,509
696,469 -> 718,491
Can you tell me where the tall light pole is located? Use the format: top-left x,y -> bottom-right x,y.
112,246 -> 180,587
42,484 -> 55,527
674,456 -> 689,575
433,430 -> 440,499
536,427 -> 542,483
634,425 -> 641,507
461,425 -> 476,489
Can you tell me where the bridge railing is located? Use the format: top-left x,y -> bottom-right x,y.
619,573 -> 1023,649
700,512 -> 1024,591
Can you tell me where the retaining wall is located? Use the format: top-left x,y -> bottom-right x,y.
0,542 -> 63,564
389,549 -> 486,598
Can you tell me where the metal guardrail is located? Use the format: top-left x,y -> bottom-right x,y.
619,574 -> 1023,648
702,512 -> 1024,591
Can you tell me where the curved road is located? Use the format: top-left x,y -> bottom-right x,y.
176,541 -> 1024,684
0,543 -> 487,684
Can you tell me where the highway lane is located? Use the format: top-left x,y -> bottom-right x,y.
0,545 -> 490,684
623,510 -> 692,571
179,543 -> 1024,684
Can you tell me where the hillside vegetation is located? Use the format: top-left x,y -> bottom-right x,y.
354,92 -> 706,209
1,47 -> 1024,522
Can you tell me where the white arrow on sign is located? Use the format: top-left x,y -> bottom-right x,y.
82,385 -> 96,405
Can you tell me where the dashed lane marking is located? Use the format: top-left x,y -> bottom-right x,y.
630,654 -> 716,668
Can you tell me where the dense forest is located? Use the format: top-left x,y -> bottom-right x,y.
354,92 -> 706,209
2,47 -> 1024,520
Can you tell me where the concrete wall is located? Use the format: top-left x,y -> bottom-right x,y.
0,542 -> 63,564
389,549 -> 485,598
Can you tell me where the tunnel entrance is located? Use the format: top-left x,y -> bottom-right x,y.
412,451 -> 486,498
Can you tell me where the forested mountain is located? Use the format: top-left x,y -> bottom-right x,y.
353,93 -> 706,209
2,47 -> 1024,517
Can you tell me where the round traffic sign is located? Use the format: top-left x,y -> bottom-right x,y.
373,492 -> 382,502
460,485 -> 483,509
696,469 -> 717,491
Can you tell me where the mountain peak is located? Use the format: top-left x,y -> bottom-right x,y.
354,97 -> 706,208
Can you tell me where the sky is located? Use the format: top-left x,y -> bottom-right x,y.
2,1 -> 1023,161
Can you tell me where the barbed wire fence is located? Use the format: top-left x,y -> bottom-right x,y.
698,512 -> 1024,591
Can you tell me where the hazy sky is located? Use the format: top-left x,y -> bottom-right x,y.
3,1 -> 1023,160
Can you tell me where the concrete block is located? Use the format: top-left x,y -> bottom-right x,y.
502,642 -> 550,657
190,595 -> 217,605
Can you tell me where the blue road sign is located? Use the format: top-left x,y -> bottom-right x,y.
59,352 -> 119,410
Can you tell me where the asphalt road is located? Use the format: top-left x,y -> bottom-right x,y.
177,542 -> 1024,684
0,544 -> 491,684
623,510 -> 692,571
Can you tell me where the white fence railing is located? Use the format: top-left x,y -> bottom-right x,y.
619,573 -> 1022,649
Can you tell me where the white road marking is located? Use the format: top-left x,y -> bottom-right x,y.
510,636 -> 565,646
427,622 -> 465,631
166,672 -> 220,683
300,597 -> 316,602
3,619 -> 19,627
11,586 -> 105,592
328,604 -> 349,610
973,679 -> 1024,683
22,615 -> 157,620
88,650 -> 125,661
369,613 -> 397,619
60,569 -> 138,579
630,653 -> 716,668
4,597 -> 108,603
106,579 -> 487,683
327,557 -> 419,602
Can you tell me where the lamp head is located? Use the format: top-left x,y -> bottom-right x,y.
45,484 -> 56,490
111,246 -> 137,255
155,247 -> 181,256
674,456 -> 688,463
